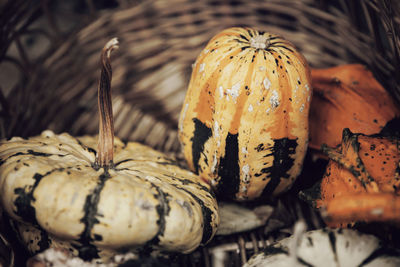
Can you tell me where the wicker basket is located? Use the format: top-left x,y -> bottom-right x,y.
1,0 -> 399,266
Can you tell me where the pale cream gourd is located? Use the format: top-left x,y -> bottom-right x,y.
0,38 -> 219,263
0,131 -> 218,261
244,222 -> 400,267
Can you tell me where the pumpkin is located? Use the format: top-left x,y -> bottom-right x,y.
311,129 -> 400,227
244,222 -> 400,267
309,64 -> 400,151
178,27 -> 311,201
0,38 -> 219,263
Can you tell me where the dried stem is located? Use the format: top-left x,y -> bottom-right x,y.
95,38 -> 119,168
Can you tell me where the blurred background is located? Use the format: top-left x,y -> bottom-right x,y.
1,0 -> 399,153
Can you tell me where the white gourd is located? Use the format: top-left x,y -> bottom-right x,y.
244,221 -> 400,267
0,131 -> 219,262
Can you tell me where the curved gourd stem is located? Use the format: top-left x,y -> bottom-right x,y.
249,35 -> 270,49
95,38 -> 119,169
322,129 -> 379,193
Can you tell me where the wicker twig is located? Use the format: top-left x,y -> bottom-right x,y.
2,0 -> 399,150
1,0 -> 400,266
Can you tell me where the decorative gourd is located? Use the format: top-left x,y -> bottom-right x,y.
244,221 -> 400,267
309,64 -> 400,151
179,27 -> 311,200
316,129 -> 400,227
0,39 -> 219,263
301,128 -> 400,227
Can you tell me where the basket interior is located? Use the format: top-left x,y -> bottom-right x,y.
1,0 -> 400,266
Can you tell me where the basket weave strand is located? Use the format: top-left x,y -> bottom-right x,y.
2,0 -> 399,152
1,1 -> 400,266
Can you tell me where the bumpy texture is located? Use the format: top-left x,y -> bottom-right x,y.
179,27 -> 311,200
317,129 -> 400,227
0,130 -> 219,262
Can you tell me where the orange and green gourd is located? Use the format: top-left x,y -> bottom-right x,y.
179,27 -> 311,200
317,129 -> 400,227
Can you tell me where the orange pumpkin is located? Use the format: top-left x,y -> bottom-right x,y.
179,27 -> 311,200
316,129 -> 400,227
309,64 -> 400,151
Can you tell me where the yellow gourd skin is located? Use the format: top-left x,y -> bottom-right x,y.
179,27 -> 311,201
